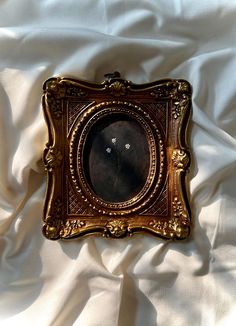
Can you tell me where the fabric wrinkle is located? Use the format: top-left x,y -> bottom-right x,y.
0,1 -> 236,325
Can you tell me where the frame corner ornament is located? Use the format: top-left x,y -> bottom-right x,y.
43,216 -> 63,240
172,81 -> 192,120
42,72 -> 192,241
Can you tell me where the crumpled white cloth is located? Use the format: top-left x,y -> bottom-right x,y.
0,1 -> 236,325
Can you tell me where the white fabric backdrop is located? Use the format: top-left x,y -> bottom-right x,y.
0,1 -> 236,325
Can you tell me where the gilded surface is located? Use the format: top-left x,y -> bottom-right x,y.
105,220 -> 129,238
42,73 -> 192,241
172,149 -> 189,170
69,101 -> 165,215
61,219 -> 86,237
44,146 -> 63,172
109,81 -> 126,96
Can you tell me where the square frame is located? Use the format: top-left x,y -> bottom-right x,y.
42,73 -> 192,240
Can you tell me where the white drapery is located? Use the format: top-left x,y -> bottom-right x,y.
0,1 -> 236,325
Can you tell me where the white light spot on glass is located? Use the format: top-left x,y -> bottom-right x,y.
125,144 -> 131,150
106,147 -> 112,153
111,138 -> 117,144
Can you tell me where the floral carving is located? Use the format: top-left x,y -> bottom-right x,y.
149,219 -> 166,231
172,197 -> 190,226
172,94 -> 189,119
45,79 -> 66,98
168,217 -> 183,237
105,220 -> 128,237
109,81 -> 126,96
44,197 -> 87,239
170,81 -> 191,119
61,219 -> 86,237
150,81 -> 191,121
45,146 -> 63,172
149,194 -> 190,237
46,95 -> 62,118
45,79 -> 66,118
66,87 -> 87,97
172,197 -> 183,217
149,217 -> 181,238
172,149 -> 189,170
150,86 -> 171,98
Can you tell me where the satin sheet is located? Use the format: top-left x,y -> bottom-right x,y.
0,1 -> 236,325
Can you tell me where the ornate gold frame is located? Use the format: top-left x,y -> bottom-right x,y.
42,72 -> 192,240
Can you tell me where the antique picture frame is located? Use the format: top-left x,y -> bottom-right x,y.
42,72 -> 192,240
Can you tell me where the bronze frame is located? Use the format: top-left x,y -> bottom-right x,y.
42,73 -> 192,240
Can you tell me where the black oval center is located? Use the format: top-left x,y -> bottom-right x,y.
83,113 -> 150,203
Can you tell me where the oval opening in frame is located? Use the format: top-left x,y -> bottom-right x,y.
83,113 -> 151,203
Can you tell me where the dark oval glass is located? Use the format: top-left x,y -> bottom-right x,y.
83,113 -> 150,203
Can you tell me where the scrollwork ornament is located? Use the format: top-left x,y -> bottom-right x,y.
45,146 -> 63,172
172,197 -> 190,226
172,94 -> 189,119
149,217 -> 184,238
172,149 -> 189,170
66,87 -> 87,97
170,81 -> 191,119
177,81 -> 191,93
150,87 -> 170,98
105,220 -> 128,238
45,79 -> 66,98
149,219 -> 165,231
44,216 -> 64,240
61,219 -> 86,237
45,79 -> 66,119
109,81 -> 126,96
168,217 -> 182,238
150,80 -> 191,120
